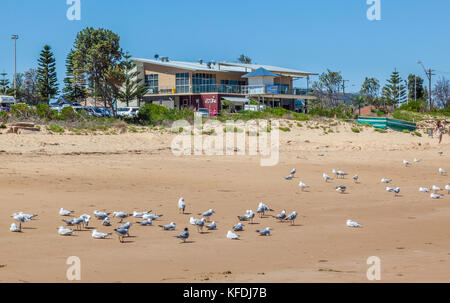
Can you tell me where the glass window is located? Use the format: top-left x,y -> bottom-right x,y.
145,74 -> 159,93
176,73 -> 190,93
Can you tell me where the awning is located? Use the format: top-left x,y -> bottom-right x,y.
221,97 -> 249,104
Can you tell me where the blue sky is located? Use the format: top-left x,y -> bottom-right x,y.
0,0 -> 449,93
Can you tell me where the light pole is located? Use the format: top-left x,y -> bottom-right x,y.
11,34 -> 19,99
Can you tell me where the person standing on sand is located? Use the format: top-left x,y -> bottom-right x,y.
435,120 -> 444,144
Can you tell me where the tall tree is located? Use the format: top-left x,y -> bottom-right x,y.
312,69 -> 343,107
118,54 -> 148,107
382,69 -> 407,108
63,49 -> 86,103
37,45 -> 59,103
407,74 -> 425,101
71,27 -> 125,110
237,54 -> 252,64
360,77 -> 380,106
433,77 -> 450,108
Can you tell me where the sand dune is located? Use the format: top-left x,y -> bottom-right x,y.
0,121 -> 449,282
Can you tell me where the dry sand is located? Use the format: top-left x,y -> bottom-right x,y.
0,120 -> 449,282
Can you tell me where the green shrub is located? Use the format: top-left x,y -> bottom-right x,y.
48,124 -> 65,133
58,107 -> 80,121
413,131 -> 422,137
279,127 -> 291,132
36,103 -> 58,120
351,127 -> 360,133
399,100 -> 427,112
402,129 -> 410,133
374,128 -> 387,133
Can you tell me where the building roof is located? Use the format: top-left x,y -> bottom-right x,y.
132,58 -> 317,77
242,68 -> 279,78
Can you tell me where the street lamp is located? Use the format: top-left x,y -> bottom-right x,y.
11,34 -> 19,99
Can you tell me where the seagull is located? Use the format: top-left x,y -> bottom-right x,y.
233,222 -> 244,231
12,212 -> 37,221
237,210 -> 255,223
430,193 -> 442,199
13,213 -> 31,230
178,198 -> 186,214
93,210 -> 110,220
284,175 -> 293,180
445,185 -> 450,194
137,218 -> 153,226
80,214 -> 91,228
256,227 -> 271,236
143,213 -> 163,221
438,151 -> 444,156
285,211 -> 297,225
353,175 -> 359,183
299,181 -> 309,191
414,158 -> 421,163
194,218 -> 206,233
58,226 -> 75,236
257,202 -> 273,217
323,173 -> 332,182
336,185 -> 346,194
133,211 -> 151,218
207,221 -> 217,230
10,223 -> 21,232
227,230 -> 239,240
114,228 -> 129,243
290,168 -> 296,176
176,228 -> 190,243
92,230 -> 111,239
59,208 -> 74,216
439,168 -> 447,175
381,178 -> 392,184
113,212 -> 131,223
336,170 -> 348,179
71,217 -> 85,230
102,217 -> 111,226
403,160 -> 410,167
346,219 -> 362,228
432,185 -> 442,193
159,222 -> 176,231
319,153 -> 325,157
386,187 -> 400,196
273,210 -> 287,222
419,187 -> 430,193
198,209 -> 215,221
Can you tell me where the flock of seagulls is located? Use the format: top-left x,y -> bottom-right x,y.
7,157 -> 448,246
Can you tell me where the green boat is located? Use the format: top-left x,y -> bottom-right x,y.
358,116 -> 417,131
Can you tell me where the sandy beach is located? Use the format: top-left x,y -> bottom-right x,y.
1,120 -> 449,282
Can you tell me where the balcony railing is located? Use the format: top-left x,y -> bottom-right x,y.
146,85 -> 312,96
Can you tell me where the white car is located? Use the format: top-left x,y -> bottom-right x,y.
117,107 -> 139,117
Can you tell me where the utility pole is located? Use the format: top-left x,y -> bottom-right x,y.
418,60 -> 435,110
11,34 -> 19,99
414,75 -> 417,101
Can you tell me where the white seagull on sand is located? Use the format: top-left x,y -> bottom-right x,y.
403,160 -> 410,167
445,185 -> 450,194
419,187 -> 430,193
102,217 -> 111,226
159,222 -> 176,231
285,211 -> 298,225
430,193 -> 442,199
178,197 -> 186,214
381,178 -> 392,184
336,185 -> 347,194
58,226 -> 75,236
346,220 -> 362,228
233,222 -> 244,231
256,227 -> 272,236
290,168 -> 296,176
238,210 -> 255,223
93,211 -> 109,220
207,221 -> 217,230
198,209 -> 215,221
299,181 -> 309,191
227,230 -> 239,240
432,185 -> 442,193
323,173 -> 332,182
439,168 -> 447,175
137,218 -> 153,226
113,211 -> 131,222
59,208 -> 74,216
353,175 -> 359,182
10,223 -> 21,232
274,210 -> 287,221
92,230 -> 111,239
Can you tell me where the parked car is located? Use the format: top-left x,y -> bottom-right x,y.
195,108 -> 210,118
117,107 -> 139,117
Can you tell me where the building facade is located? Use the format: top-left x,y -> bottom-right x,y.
119,57 -> 317,113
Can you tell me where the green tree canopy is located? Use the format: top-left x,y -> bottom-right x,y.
37,45 -> 59,103
382,69 -> 407,108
